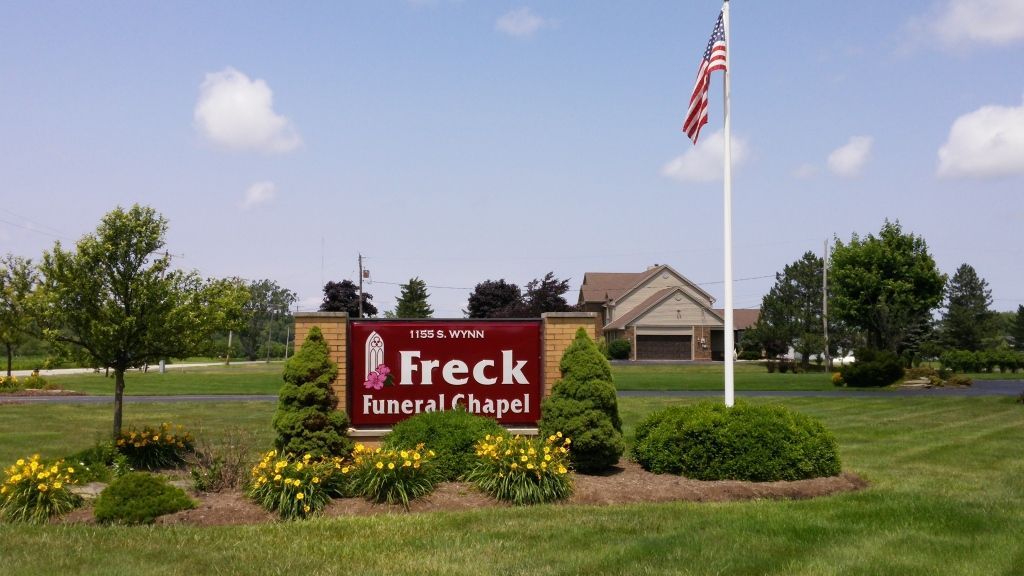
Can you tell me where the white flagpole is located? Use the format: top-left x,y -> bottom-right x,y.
722,0 -> 735,407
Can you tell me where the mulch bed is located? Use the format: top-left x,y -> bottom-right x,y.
57,461 -> 867,527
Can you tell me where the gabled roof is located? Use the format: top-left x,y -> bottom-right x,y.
579,264 -> 714,306
604,287 -> 723,331
578,272 -> 647,304
610,264 -> 714,306
712,308 -> 761,330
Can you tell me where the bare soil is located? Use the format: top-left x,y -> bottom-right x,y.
58,461 -> 867,526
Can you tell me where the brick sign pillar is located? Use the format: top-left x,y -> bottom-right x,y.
541,312 -> 599,396
293,312 -> 348,413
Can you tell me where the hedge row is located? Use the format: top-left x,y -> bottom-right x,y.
941,350 -> 1024,373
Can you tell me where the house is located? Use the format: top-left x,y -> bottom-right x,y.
578,264 -> 759,360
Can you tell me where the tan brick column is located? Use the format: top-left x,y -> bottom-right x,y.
293,312 -> 348,412
541,312 -> 598,396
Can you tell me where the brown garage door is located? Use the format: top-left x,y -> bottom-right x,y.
636,335 -> 692,360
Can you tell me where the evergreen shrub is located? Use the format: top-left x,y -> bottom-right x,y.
93,472 -> 194,525
384,406 -> 503,481
632,401 -> 841,481
607,339 -> 631,360
273,326 -> 353,458
839,349 -> 904,388
539,328 -> 624,473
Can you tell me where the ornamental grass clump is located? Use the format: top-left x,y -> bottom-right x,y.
115,422 -> 195,470
0,454 -> 82,523
346,443 -> 438,510
248,450 -> 348,520
466,432 -> 573,505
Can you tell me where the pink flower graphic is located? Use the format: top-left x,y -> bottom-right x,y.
363,364 -> 393,391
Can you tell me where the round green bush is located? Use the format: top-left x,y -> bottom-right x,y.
632,401 -> 841,481
840,349 -> 904,388
93,472 -> 195,525
607,339 -> 631,360
383,406 -> 503,481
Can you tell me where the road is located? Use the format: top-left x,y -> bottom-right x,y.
9,360 -> 273,378
4,380 -> 1021,405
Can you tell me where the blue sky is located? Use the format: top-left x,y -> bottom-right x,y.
1,0 -> 1022,317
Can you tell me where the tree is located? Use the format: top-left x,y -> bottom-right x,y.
751,251 -> 824,367
465,279 -> 522,318
539,328 -> 624,473
394,277 -> 433,318
830,221 -> 945,356
273,326 -> 352,457
0,255 -> 38,376
520,272 -> 574,317
38,205 -> 248,437
940,264 -> 997,352
238,279 -> 296,361
320,279 -> 376,317
1011,305 -> 1024,352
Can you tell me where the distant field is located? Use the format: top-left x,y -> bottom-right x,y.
43,363 -> 284,396
611,362 -> 836,391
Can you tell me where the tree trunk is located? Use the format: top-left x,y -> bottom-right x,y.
113,369 -> 126,439
5,343 -> 11,377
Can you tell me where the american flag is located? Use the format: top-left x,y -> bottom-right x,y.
683,10 -> 727,144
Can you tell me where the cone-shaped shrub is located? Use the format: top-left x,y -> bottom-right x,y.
273,326 -> 353,458
539,328 -> 624,473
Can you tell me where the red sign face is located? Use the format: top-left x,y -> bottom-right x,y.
349,320 -> 542,427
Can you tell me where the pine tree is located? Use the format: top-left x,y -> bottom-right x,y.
394,277 -> 433,318
539,328 -> 624,473
272,326 -> 353,457
941,263 -> 996,351
1011,305 -> 1024,352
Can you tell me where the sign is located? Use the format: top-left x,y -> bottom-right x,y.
349,320 -> 542,427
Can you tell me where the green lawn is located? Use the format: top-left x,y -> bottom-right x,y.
612,362 -> 836,390
1,395 -> 1022,575
42,363 -> 285,396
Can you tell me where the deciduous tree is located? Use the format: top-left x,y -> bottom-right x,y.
38,205 -> 248,437
238,279 -> 296,361
830,221 -> 945,356
520,272 -> 574,317
0,254 -> 38,376
320,279 -> 376,317
465,279 -> 522,318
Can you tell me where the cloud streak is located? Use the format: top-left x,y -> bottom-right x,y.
921,0 -> 1024,47
827,136 -> 872,178
241,181 -> 277,209
661,130 -> 748,183
496,7 -> 553,38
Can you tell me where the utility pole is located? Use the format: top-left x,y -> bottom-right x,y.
283,325 -> 291,360
225,330 -> 232,366
823,239 -> 830,371
358,253 -> 364,319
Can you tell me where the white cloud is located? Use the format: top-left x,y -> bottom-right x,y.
938,96 -> 1024,178
495,7 -> 553,38
241,181 -> 277,209
661,130 -> 748,183
793,163 -> 818,180
194,68 -> 301,153
923,0 -> 1024,46
827,136 -> 872,178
